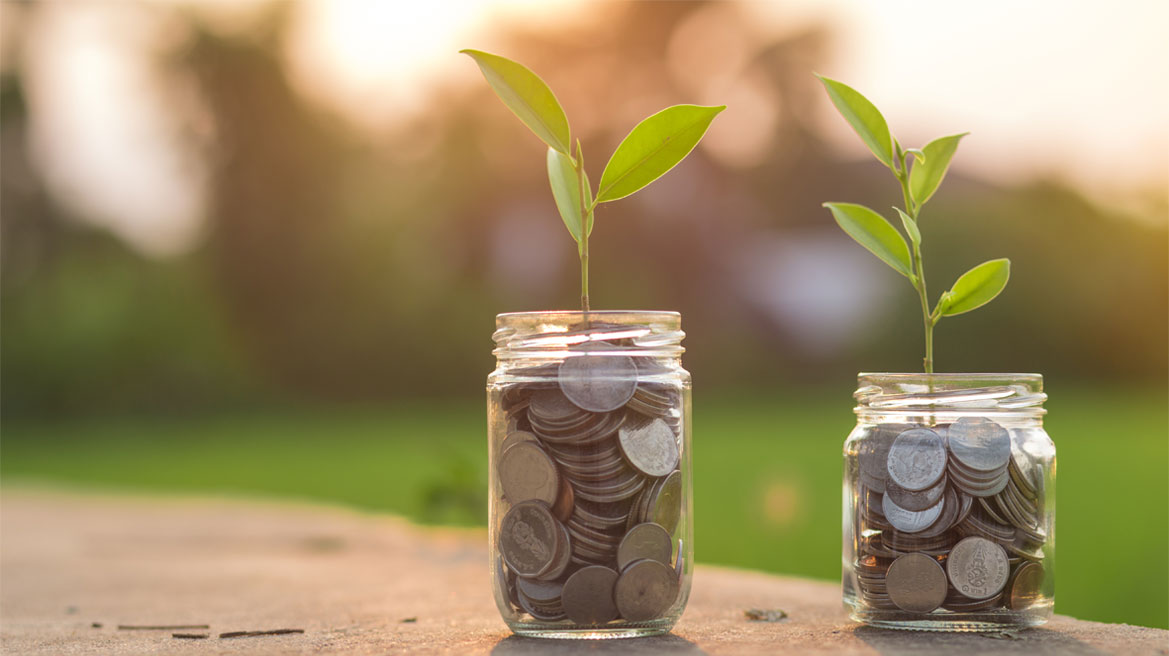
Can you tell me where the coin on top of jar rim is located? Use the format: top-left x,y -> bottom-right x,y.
614,559 -> 678,621
499,500 -> 560,577
886,428 -> 947,492
946,536 -> 1010,600
881,491 -> 943,533
618,418 -> 680,478
617,522 -> 673,571
947,416 -> 1011,473
886,552 -> 948,613
1006,561 -> 1045,610
558,353 -> 639,413
561,565 -> 620,625
498,441 -> 560,506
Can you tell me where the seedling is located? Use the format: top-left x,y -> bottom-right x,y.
817,75 -> 1010,373
462,50 -> 724,312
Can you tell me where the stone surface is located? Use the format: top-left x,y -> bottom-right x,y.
1,488 -> 1165,655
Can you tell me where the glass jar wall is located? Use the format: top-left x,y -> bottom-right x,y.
487,311 -> 693,639
843,373 -> 1055,631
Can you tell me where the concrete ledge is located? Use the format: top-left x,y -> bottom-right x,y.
1,489 -> 1165,655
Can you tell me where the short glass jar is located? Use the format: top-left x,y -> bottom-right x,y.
487,311 -> 693,639
843,373 -> 1055,631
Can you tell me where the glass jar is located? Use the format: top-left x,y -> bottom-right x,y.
487,311 -> 692,639
843,373 -> 1055,631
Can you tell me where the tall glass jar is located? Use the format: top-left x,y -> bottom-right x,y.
487,311 -> 693,639
843,373 -> 1055,631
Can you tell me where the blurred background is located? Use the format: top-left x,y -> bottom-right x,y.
2,0 -> 1166,629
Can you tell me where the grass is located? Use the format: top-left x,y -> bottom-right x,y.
2,384 -> 1165,629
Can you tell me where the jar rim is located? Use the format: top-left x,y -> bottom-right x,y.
854,372 -> 1046,419
496,310 -> 680,324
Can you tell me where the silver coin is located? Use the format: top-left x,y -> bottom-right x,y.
558,354 -> 639,413
498,441 -> 560,506
618,418 -> 679,478
946,536 -> 1010,600
498,430 -> 539,457
614,559 -> 678,621
528,389 -> 585,422
499,501 -> 560,578
882,493 -> 943,533
536,521 -> 573,581
885,475 -> 946,511
886,553 -> 948,613
650,470 -> 683,535
1007,561 -> 1045,610
948,417 -> 1011,473
616,523 -> 673,571
886,428 -> 947,492
517,576 -> 563,604
561,566 -> 620,625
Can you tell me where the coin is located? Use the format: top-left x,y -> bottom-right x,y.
517,576 -> 563,604
649,470 -> 683,535
857,424 -> 904,493
882,492 -> 943,533
536,521 -> 573,581
618,418 -> 679,478
614,559 -> 678,621
499,501 -> 560,577
885,475 -> 946,511
498,441 -> 560,506
947,417 -> 1011,473
1006,562 -> 1045,610
561,566 -> 620,625
498,430 -> 539,457
550,476 -> 575,522
558,354 -> 639,413
946,536 -> 1010,600
617,523 -> 673,571
528,389 -> 585,423
886,553 -> 948,613
886,428 -> 947,492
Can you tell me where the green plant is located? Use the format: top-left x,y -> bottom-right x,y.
462,49 -> 724,312
817,75 -> 1010,373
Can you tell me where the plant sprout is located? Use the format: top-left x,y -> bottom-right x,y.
817,75 -> 1010,373
462,49 -> 724,312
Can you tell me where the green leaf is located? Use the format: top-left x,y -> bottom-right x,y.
815,74 -> 895,169
546,147 -> 591,245
895,207 -> 921,246
596,104 -> 724,203
905,147 -> 926,163
909,133 -> 968,205
823,202 -> 914,279
461,49 -> 571,155
937,258 -> 1010,316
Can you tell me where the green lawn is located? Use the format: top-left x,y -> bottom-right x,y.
2,384 -> 1165,629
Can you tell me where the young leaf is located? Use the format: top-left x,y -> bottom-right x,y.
815,74 -> 895,169
461,49 -> 571,155
894,207 -> 922,246
909,133 -> 968,205
547,147 -> 587,243
596,104 -> 725,203
823,202 -> 914,280
936,258 -> 1010,316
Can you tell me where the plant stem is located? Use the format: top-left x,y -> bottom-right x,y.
574,145 -> 590,314
896,150 -> 935,373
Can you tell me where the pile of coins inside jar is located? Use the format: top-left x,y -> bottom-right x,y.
852,416 -> 1047,614
494,350 -> 684,626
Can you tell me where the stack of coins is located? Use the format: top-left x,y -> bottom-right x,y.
494,345 -> 684,626
852,416 -> 1047,614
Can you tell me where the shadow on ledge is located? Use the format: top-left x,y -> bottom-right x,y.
492,634 -> 707,655
855,625 -> 1110,655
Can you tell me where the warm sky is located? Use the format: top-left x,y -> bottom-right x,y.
12,0 -> 1169,255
